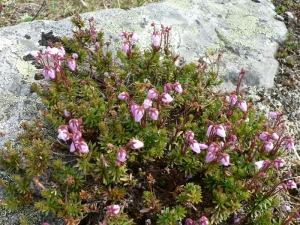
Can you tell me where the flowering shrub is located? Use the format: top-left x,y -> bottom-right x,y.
0,15 -> 298,225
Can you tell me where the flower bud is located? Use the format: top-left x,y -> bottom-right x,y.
238,100 -> 247,112
147,88 -> 159,99
133,106 -> 145,122
152,31 -> 161,47
42,66 -> 55,79
143,98 -> 152,109
118,92 -> 130,100
68,58 -> 76,71
273,157 -> 285,169
122,41 -> 130,53
230,94 -> 237,106
190,139 -> 201,154
117,147 -> 127,162
161,93 -> 173,103
185,130 -> 194,140
129,139 -> 144,149
130,33 -> 139,41
173,82 -> 183,93
148,108 -> 159,120
107,204 -> 120,216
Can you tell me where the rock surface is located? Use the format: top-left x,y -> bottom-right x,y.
0,0 -> 287,223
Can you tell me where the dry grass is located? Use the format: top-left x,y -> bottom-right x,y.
0,0 -> 161,27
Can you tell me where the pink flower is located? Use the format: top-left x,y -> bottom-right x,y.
72,130 -> 82,141
285,137 -> 294,150
130,33 -> 139,41
173,82 -> 183,93
152,31 -> 161,47
190,139 -> 201,154
129,139 -> 144,149
68,58 -> 76,71
229,134 -> 238,143
58,46 -> 66,57
220,153 -> 230,166
273,157 -> 285,169
206,151 -> 216,163
286,180 -> 297,189
64,109 -> 71,117
122,41 -> 130,53
283,204 -> 291,212
30,50 -> 41,58
130,101 -> 139,114
264,141 -> 273,151
118,92 -> 130,100
230,94 -> 237,106
148,108 -> 159,120
119,31 -> 127,38
238,100 -> 247,112
58,125 -> 69,133
42,66 -> 55,79
117,147 -> 127,162
259,132 -> 269,141
206,125 -> 226,138
185,130 -> 194,140
163,83 -> 173,93
72,53 -> 78,59
71,140 -> 89,153
185,218 -> 193,225
199,143 -> 208,149
271,132 -> 279,141
233,217 -> 240,223
69,118 -> 83,132
147,88 -> 159,99
254,160 -> 265,170
57,129 -> 72,141
77,141 -> 89,153
208,143 -> 221,152
197,216 -> 209,225
269,112 -> 279,119
143,98 -> 152,109
133,106 -> 145,122
107,204 -> 120,216
161,93 -> 173,103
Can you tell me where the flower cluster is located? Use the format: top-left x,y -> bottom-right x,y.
118,82 -> 183,123
31,46 -> 77,80
57,118 -> 89,154
119,31 -> 139,57
185,216 -> 209,225
116,139 -> 144,164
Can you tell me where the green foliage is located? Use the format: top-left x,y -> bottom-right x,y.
0,14 -> 296,225
157,206 -> 187,225
176,182 -> 202,204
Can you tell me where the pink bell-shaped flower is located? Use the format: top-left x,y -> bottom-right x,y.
190,139 -> 201,154
161,93 -> 173,103
148,108 -> 159,120
117,147 -> 127,162
129,139 -> 144,149
42,66 -> 55,79
133,106 -> 145,122
118,92 -> 130,100
238,100 -> 247,112
152,30 -> 161,47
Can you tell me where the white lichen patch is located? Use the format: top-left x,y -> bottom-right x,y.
166,0 -> 192,10
0,89 -> 26,128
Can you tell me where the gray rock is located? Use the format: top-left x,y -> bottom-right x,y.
0,0 -> 287,223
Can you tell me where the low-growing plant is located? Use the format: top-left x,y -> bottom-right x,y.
0,15 -> 299,225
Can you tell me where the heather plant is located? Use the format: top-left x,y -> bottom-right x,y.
0,15 -> 298,225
